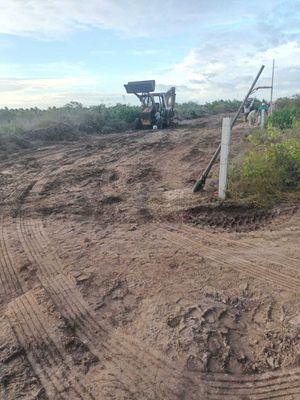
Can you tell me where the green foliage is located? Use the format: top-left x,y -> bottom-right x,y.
229,118 -> 300,204
108,104 -> 142,123
0,98 -> 239,141
247,126 -> 285,145
267,107 -> 300,129
239,139 -> 300,188
275,94 -> 300,109
0,103 -> 142,137
176,99 -> 240,119
176,102 -> 206,119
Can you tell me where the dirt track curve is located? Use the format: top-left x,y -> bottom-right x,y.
0,117 -> 300,399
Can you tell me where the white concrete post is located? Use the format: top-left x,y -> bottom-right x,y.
218,117 -> 232,200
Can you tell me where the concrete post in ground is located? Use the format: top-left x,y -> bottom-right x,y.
218,117 -> 232,200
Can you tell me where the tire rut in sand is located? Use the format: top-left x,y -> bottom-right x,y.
7,292 -> 95,400
172,223 -> 300,276
159,228 -> 300,399
0,220 -> 23,298
16,217 -> 202,399
1,221 -> 96,399
203,370 -> 300,398
182,204 -> 299,233
159,227 -> 300,293
2,214 -> 300,398
17,218 -> 300,399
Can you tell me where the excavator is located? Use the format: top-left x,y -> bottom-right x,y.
124,80 -> 176,129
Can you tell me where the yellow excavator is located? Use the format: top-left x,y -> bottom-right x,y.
124,80 -> 176,129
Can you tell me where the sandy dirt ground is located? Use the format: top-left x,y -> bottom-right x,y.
0,116 -> 300,399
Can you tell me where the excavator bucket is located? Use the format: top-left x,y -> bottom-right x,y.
124,80 -> 155,94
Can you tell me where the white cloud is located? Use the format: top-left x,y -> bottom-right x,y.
154,38 -> 300,102
0,76 -> 96,91
0,0 -> 284,38
0,84 -> 129,108
0,63 -> 103,108
0,0 -> 299,106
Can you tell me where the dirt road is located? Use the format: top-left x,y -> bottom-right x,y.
0,117 -> 299,399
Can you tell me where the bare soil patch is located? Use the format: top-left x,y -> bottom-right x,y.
0,116 -> 299,399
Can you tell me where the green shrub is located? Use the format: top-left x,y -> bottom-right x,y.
275,94 -> 300,109
0,103 -> 143,138
229,122 -> 300,204
176,102 -> 206,119
247,126 -> 283,145
175,99 -> 240,119
267,107 -> 300,129
108,104 -> 141,123
0,99 -> 242,140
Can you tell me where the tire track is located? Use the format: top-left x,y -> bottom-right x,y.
0,219 -> 23,297
159,227 -> 300,293
173,223 -> 300,274
22,217 -> 300,399
7,293 -> 94,400
203,373 -> 300,398
18,217 -> 200,399
3,216 -> 300,399
2,151 -> 300,398
7,305 -> 68,400
1,221 -> 96,399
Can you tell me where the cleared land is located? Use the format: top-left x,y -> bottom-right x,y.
0,116 -> 299,399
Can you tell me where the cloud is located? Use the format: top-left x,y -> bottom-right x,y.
0,77 -> 96,92
152,8 -> 300,102
0,0 -> 295,38
0,64 -> 103,108
0,0 -> 299,106
0,85 -> 127,108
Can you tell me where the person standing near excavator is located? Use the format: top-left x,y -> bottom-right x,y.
155,103 -> 162,129
243,97 -> 255,122
258,101 -> 269,125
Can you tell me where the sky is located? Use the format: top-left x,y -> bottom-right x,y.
0,0 -> 300,108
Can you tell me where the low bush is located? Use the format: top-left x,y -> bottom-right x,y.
176,99 -> 240,119
267,107 -> 300,129
228,124 -> 300,204
0,103 -> 142,138
275,94 -> 300,109
0,99 -> 242,146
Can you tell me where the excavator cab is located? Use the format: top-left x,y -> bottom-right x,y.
124,80 -> 176,129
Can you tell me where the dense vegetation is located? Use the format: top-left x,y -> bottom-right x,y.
0,102 -> 142,137
229,95 -> 300,205
0,99 -> 241,138
175,99 -> 240,119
